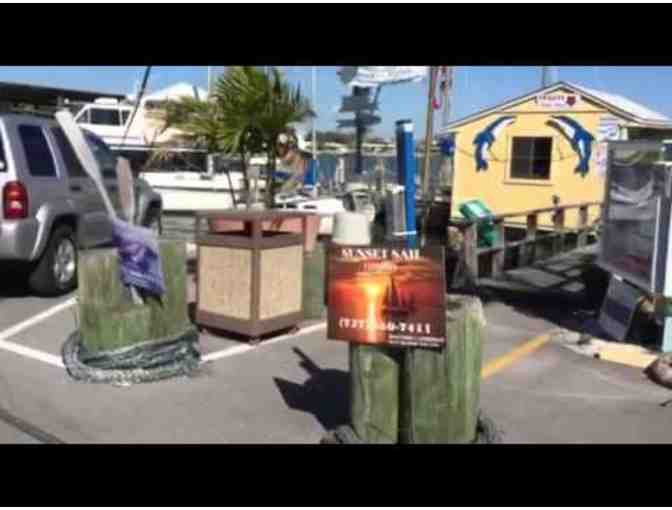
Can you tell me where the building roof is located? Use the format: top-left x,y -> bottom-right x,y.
0,80 -> 125,106
567,82 -> 670,123
438,81 -> 672,134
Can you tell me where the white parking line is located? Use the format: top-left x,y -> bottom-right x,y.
201,322 -> 327,363
0,297 -> 76,368
0,295 -> 326,369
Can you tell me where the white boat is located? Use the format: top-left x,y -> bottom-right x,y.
70,83 -> 269,212
274,194 -> 347,235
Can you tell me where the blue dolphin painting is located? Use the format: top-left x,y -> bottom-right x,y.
548,115 -> 595,177
473,116 -> 517,171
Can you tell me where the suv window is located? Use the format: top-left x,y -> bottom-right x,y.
51,127 -> 88,178
85,133 -> 117,179
90,108 -> 121,126
0,128 -> 6,172
18,125 -> 57,177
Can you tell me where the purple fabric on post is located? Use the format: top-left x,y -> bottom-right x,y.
111,219 -> 166,296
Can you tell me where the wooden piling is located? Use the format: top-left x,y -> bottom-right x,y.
78,240 -> 190,353
399,294 -> 485,444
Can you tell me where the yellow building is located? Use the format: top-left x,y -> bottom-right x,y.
439,81 -> 672,230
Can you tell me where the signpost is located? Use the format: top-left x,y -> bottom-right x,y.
336,114 -> 381,129
327,244 -> 446,348
340,95 -> 377,113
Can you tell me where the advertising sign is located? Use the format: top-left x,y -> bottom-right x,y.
535,93 -> 581,109
327,245 -> 446,348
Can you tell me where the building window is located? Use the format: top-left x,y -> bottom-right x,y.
89,108 -> 121,126
18,125 -> 57,177
76,108 -> 90,124
510,137 -> 552,180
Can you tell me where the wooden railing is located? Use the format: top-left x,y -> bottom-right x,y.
451,202 -> 603,285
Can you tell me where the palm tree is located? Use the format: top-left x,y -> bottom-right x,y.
161,80 -> 261,206
163,66 -> 313,209
162,96 -> 224,154
215,66 -> 313,208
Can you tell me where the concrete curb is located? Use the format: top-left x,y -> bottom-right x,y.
552,329 -> 658,369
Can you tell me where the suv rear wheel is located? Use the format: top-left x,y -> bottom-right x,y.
28,225 -> 78,297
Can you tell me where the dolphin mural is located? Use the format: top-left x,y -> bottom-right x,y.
547,115 -> 595,177
473,116 -> 517,171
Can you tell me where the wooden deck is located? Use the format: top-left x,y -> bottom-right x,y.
478,244 -> 600,304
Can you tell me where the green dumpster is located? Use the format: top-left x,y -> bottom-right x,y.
459,199 -> 498,247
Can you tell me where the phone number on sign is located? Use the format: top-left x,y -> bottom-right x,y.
338,318 -> 432,335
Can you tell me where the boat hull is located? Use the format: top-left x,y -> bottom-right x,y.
140,171 -> 266,212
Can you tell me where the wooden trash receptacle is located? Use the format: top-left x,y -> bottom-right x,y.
194,210 -> 306,342
209,211 -> 322,253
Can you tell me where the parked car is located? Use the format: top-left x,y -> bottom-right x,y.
0,113 -> 163,296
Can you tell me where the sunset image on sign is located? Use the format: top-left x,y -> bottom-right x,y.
327,245 -> 446,348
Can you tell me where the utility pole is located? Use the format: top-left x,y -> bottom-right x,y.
442,67 -> 454,128
421,66 -> 437,198
439,67 -> 455,193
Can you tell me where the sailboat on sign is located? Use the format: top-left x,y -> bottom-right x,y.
382,274 -> 416,320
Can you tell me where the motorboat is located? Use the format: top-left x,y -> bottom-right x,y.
68,83 -> 272,213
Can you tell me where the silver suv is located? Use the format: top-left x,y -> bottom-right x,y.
0,113 -> 163,296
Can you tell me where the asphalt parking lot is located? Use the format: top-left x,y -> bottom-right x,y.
1,244 -> 672,443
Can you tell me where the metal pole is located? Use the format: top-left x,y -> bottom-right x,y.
422,66 -> 436,199
396,119 -> 418,249
312,66 -> 317,161
542,66 -> 558,87
353,86 -> 367,176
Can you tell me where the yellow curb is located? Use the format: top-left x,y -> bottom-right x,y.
556,329 -> 660,369
595,342 -> 658,369
482,333 -> 552,379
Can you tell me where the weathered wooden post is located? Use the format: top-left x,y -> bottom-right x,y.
78,240 -> 191,354
57,109 -> 198,383
333,211 -> 401,444
399,295 -> 485,443
302,236 -> 327,321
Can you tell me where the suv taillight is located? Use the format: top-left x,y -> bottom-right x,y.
3,181 -> 29,220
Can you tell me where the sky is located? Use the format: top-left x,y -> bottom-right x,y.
2,66 -> 672,139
